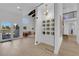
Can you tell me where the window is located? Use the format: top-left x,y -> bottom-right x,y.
63,11 -> 77,20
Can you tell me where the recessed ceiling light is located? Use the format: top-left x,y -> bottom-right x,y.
17,6 -> 21,9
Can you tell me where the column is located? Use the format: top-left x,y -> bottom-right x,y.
54,3 -> 63,55
35,8 -> 40,45
18,20 -> 23,39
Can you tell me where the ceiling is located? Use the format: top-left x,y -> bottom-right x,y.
63,3 -> 77,10
0,3 -> 40,16
63,3 -> 77,13
0,3 -> 77,16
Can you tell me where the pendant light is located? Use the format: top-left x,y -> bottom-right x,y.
44,4 -> 48,16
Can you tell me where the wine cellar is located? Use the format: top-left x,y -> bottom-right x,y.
42,19 -> 55,36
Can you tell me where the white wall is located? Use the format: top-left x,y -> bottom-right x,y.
17,15 -> 35,38
21,16 -> 35,32
35,3 -> 54,46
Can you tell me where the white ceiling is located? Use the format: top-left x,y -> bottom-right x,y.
0,3 -> 40,16
63,3 -> 77,10
63,3 -> 77,13
0,3 -> 77,16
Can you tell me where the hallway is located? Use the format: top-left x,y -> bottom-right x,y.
0,36 -> 53,56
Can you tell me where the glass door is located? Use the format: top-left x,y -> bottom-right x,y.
13,24 -> 20,38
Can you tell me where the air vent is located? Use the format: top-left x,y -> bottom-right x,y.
32,13 -> 35,17
28,9 -> 36,17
